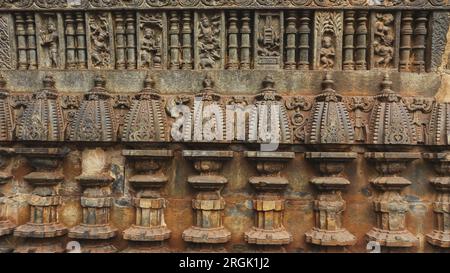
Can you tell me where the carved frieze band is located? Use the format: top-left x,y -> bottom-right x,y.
0,0 -> 449,10
0,10 -> 448,71
0,73 -> 443,146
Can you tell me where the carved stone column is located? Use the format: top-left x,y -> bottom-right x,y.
182,150 -> 232,249
244,151 -> 294,247
68,148 -> 118,253
423,153 -> 450,248
365,152 -> 420,248
305,152 -> 357,247
122,149 -> 172,253
0,148 -> 15,253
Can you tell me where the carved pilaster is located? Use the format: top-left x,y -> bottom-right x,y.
68,148 -> 118,253
305,152 -> 357,247
122,149 -> 173,252
244,151 -> 294,247
399,11 -> 413,72
423,153 -> 450,248
412,11 -> 428,73
240,11 -> 251,69
182,11 -> 193,70
226,11 -> 239,70
25,13 -> 37,69
298,10 -> 311,70
284,11 -> 296,70
15,14 -> 28,70
115,12 -> 126,69
365,152 -> 420,249
343,11 -> 355,70
75,12 -> 87,69
182,150 -> 232,247
0,14 -> 14,69
125,12 -> 136,69
14,148 -> 69,253
354,11 -> 368,70
65,13 -> 77,69
168,11 -> 180,70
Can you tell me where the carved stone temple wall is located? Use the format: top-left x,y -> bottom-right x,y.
2,0 -> 450,253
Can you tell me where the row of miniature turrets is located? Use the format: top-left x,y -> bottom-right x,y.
0,72 -> 447,145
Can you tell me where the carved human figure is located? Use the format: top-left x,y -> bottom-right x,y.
40,20 -> 58,68
141,27 -> 161,68
198,14 -> 221,69
89,15 -> 110,67
374,13 -> 394,68
319,36 -> 335,69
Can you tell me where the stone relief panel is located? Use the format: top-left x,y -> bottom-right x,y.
138,12 -> 165,69
314,11 -> 342,70
254,11 -> 283,69
87,12 -> 114,69
195,11 -> 225,69
0,15 -> 13,69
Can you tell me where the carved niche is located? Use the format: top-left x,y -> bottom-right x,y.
314,11 -> 343,70
16,75 -> 65,142
69,75 -> 117,142
122,74 -> 166,142
139,12 -> 165,69
371,12 -> 397,69
254,11 -> 283,69
87,13 -> 114,69
37,13 -> 63,69
195,12 -> 225,69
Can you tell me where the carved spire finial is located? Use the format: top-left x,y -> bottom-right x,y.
256,75 -> 280,101
316,73 -> 341,102
143,73 -> 156,90
322,72 -> 335,93
43,75 -> 56,89
380,73 -> 393,94
94,75 -> 106,88
0,74 -> 6,89
202,73 -> 214,90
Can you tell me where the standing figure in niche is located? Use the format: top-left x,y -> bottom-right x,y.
141,27 -> 161,68
40,20 -> 58,68
198,15 -> 221,69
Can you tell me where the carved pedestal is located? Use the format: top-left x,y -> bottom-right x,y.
122,149 -> 172,253
0,148 -> 15,252
244,151 -> 294,247
182,150 -> 232,248
305,152 -> 357,247
423,152 -> 450,248
14,148 -> 68,253
68,149 -> 118,253
365,152 -> 420,248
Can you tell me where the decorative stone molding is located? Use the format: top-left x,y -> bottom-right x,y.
423,152 -> 450,248
68,148 -> 118,253
122,149 -> 172,252
244,151 -> 294,246
14,147 -> 68,253
182,150 -> 232,246
365,152 -> 420,248
305,152 -> 356,247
